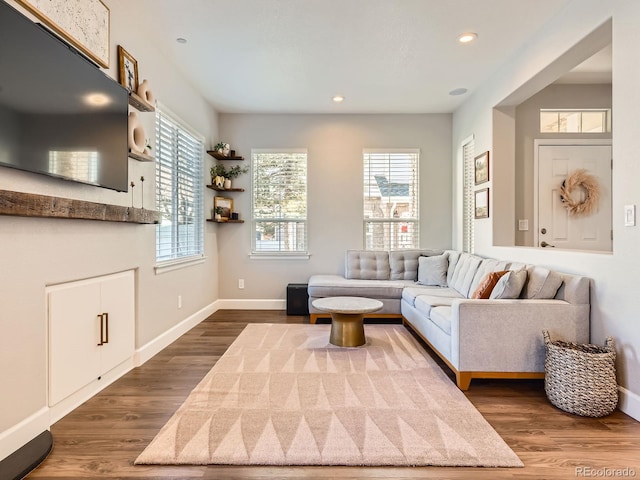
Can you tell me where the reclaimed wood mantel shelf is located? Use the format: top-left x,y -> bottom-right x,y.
0,190 -> 161,224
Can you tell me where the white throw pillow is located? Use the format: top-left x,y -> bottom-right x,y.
417,254 -> 448,287
522,266 -> 563,299
489,269 -> 527,299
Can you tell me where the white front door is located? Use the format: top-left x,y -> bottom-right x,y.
537,144 -> 612,251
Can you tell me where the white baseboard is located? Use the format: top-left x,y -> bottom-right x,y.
618,386 -> 640,422
215,298 -> 286,310
0,407 -> 49,463
134,299 -> 286,366
134,301 -> 218,366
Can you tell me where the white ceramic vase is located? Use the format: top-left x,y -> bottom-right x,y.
137,79 -> 155,104
128,111 -> 146,154
224,178 -> 232,189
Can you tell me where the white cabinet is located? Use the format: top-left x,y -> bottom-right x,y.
48,270 -> 134,406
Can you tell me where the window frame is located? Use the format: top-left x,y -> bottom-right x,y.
461,136 -> 475,254
154,104 -> 205,271
250,148 -> 309,259
363,148 -> 420,251
539,108 -> 611,133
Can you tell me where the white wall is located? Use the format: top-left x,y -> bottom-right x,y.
515,83 -> 612,246
452,0 -> 640,419
0,0 -> 220,459
216,114 -> 452,300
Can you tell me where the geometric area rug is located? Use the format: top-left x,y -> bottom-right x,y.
135,323 -> 523,467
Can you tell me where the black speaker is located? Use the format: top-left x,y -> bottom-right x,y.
287,283 -> 309,315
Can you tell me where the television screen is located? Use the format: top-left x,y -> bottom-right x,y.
0,1 -> 129,192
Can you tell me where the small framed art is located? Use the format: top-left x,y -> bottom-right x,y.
214,196 -> 233,220
117,45 -> 138,92
474,151 -> 489,185
475,188 -> 489,219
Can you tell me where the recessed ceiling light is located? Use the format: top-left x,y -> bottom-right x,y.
449,88 -> 468,96
332,95 -> 345,103
458,32 -> 477,44
176,37 -> 187,44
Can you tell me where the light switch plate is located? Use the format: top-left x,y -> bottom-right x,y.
624,205 -> 636,227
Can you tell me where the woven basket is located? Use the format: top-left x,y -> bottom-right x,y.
543,330 -> 618,417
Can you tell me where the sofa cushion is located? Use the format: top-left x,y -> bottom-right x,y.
489,269 -> 527,299
522,266 -> 563,299
448,253 -> 483,297
414,295 -> 457,318
429,306 -> 452,335
402,286 -> 462,307
416,254 -> 448,286
471,270 -> 509,299
389,249 -> 444,280
344,250 -> 390,280
445,250 -> 461,285
308,275 -> 403,298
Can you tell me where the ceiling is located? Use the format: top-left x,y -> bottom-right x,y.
129,0 -> 579,114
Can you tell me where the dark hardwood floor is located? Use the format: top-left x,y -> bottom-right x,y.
29,310 -> 640,479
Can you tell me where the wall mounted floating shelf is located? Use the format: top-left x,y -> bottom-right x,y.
128,149 -> 154,162
207,151 -> 244,161
128,91 -> 155,112
0,190 -> 161,224
206,185 -> 245,192
206,219 -> 244,223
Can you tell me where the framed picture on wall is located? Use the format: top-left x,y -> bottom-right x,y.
474,151 -> 490,185
214,196 -> 233,220
475,188 -> 489,219
16,0 -> 110,68
117,45 -> 138,92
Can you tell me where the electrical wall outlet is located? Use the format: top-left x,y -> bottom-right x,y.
238,279 -> 245,289
518,219 -> 529,231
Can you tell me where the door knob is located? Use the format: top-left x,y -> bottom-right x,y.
540,241 -> 555,248
540,228 -> 547,234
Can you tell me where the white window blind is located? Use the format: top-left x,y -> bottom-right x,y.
251,149 -> 307,254
462,139 -> 475,253
363,149 -> 419,250
155,108 -> 204,262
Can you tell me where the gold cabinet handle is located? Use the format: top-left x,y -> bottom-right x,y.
97,314 -> 104,346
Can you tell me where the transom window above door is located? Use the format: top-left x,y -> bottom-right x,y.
540,109 -> 610,133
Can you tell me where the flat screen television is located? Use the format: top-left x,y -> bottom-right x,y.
0,1 -> 129,192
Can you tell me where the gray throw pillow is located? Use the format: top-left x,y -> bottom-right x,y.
489,269 -> 527,299
417,254 -> 448,287
522,266 -> 563,299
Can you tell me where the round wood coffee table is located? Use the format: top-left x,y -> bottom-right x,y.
311,296 -> 383,347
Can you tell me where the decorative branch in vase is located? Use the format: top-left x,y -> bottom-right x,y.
209,164 -> 248,189
223,165 -> 249,189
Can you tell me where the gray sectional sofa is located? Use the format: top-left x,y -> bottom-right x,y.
308,249 -> 590,389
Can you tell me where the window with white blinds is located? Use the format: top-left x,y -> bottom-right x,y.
251,149 -> 307,254
462,139 -> 475,253
363,149 -> 419,250
155,108 -> 204,263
